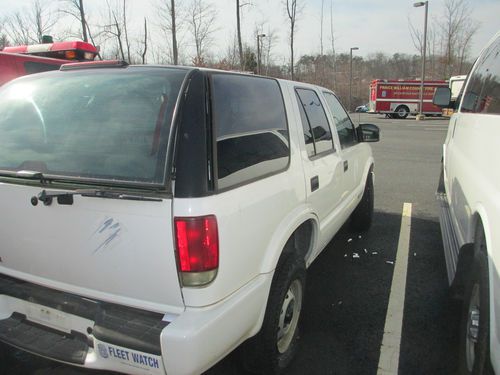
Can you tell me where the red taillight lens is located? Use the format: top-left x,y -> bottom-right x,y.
174,216 -> 219,273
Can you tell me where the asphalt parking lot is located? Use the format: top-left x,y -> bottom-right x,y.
2,113 -> 460,375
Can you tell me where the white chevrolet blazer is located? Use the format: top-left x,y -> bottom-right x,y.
434,30 -> 500,375
0,62 -> 379,375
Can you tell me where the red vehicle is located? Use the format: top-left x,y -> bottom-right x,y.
369,79 -> 448,119
0,53 -> 70,86
3,40 -> 98,61
1,40 -> 98,86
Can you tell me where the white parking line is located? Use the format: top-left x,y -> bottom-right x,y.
377,203 -> 412,375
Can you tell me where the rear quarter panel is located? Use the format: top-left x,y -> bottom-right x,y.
444,112 -> 500,371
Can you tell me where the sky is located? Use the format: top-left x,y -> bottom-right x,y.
1,0 -> 499,63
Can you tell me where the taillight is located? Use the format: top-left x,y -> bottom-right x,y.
174,215 -> 219,286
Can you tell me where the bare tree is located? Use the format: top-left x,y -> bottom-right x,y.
156,0 -> 180,64
410,0 -> 478,78
141,17 -> 148,64
122,0 -> 131,63
0,18 -> 9,49
236,0 -> 243,69
187,0 -> 217,65
236,0 -> 251,70
329,0 -> 336,88
61,0 -> 88,42
101,0 -> 127,61
171,0 -> 178,64
5,0 -> 57,45
456,20 -> 479,74
438,0 -> 478,77
284,0 -> 300,80
263,29 -> 278,75
320,0 -> 324,55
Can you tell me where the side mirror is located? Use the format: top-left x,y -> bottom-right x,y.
357,123 -> 380,142
433,87 -> 452,108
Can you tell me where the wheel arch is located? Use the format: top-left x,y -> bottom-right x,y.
452,209 -> 492,296
259,206 -> 319,274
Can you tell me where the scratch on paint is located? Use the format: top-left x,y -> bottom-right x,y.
93,218 -> 122,254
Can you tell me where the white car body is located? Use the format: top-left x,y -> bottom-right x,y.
437,30 -> 500,373
0,67 -> 377,375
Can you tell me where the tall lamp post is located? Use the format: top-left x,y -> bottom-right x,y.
349,47 -> 359,112
414,1 -> 428,120
257,33 -> 266,75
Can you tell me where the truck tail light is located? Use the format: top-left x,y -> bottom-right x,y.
174,215 -> 218,286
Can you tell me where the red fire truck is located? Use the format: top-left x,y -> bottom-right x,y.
1,40 -> 98,86
369,79 -> 448,119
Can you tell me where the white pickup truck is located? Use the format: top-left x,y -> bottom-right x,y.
434,30 -> 500,375
0,62 -> 379,375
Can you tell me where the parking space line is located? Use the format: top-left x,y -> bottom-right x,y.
377,202 -> 412,375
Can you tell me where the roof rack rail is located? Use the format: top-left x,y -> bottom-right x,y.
60,60 -> 129,71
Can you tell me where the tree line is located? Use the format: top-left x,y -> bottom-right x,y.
0,0 -> 478,107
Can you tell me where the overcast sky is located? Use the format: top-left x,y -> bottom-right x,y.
1,0 -> 499,62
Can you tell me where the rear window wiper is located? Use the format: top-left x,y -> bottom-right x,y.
32,188 -> 162,206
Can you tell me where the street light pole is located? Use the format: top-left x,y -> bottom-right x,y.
414,1 -> 428,120
349,47 -> 359,112
257,33 -> 266,75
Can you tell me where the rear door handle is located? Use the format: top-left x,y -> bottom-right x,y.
343,160 -> 349,172
310,176 -> 319,192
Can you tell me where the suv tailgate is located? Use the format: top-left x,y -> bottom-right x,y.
0,183 -> 184,313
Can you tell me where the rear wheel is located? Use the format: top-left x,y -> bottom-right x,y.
395,105 -> 409,119
350,171 -> 374,232
458,226 -> 492,375
243,254 -> 306,374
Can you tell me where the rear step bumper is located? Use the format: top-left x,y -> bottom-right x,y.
0,271 -> 275,375
436,191 -> 461,285
0,273 -> 168,374
0,312 -> 88,364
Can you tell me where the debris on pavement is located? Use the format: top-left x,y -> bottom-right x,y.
363,248 -> 368,254
371,251 -> 378,255
386,261 -> 394,265
347,238 -> 353,243
352,253 -> 360,258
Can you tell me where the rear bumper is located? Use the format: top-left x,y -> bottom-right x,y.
0,272 -> 273,375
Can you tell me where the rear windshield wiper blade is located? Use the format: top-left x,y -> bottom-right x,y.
8,170 -> 53,183
32,188 -> 162,206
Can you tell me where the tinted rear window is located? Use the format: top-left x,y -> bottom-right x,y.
212,73 -> 289,190
0,68 -> 187,185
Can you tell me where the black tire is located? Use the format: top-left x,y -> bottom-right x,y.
458,226 -> 493,375
243,255 -> 306,374
395,105 -> 409,119
350,171 -> 374,232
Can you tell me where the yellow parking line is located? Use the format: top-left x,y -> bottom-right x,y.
377,203 -> 412,375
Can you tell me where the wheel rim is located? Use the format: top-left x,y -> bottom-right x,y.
277,279 -> 303,354
465,283 -> 480,372
398,107 -> 407,116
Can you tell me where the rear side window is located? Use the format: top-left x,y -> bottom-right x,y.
461,36 -> 500,114
212,74 -> 289,190
23,61 -> 61,74
295,88 -> 335,157
323,91 -> 358,148
0,68 -> 187,185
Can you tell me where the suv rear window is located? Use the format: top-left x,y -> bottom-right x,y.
212,74 -> 289,190
0,68 -> 187,185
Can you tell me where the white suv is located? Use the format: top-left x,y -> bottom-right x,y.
434,30 -> 500,375
0,63 -> 379,375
